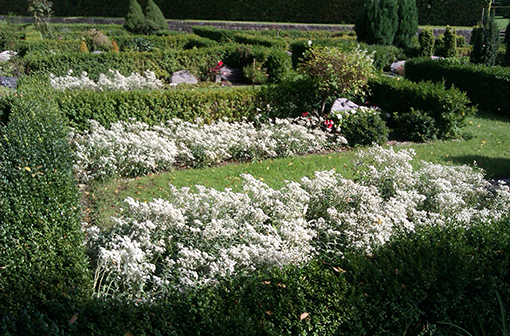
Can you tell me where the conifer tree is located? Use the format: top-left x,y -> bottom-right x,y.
504,21 -> 510,66
356,0 -> 399,45
418,28 -> 435,56
470,9 -> 500,65
145,0 -> 168,34
443,26 -> 457,58
124,0 -> 145,34
394,0 -> 418,48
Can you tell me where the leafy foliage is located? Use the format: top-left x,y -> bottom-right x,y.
300,46 -> 374,115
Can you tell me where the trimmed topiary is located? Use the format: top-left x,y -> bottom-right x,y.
394,0 -> 418,48
144,0 -> 168,34
124,0 -> 145,34
444,25 -> 457,58
355,0 -> 399,45
418,27 -> 435,56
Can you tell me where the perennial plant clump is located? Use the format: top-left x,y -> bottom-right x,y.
85,146 -> 510,298
49,69 -> 163,91
71,116 -> 347,181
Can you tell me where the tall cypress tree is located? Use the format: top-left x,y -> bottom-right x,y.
124,0 -> 145,34
394,0 -> 418,48
355,0 -> 399,45
145,0 -> 168,33
471,9 -> 500,65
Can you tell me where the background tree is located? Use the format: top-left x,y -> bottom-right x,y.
300,46 -> 374,116
124,0 -> 145,34
394,0 -> 418,48
355,0 -> 399,45
27,0 -> 52,38
144,0 -> 168,34
470,8 -> 500,65
443,26 -> 457,58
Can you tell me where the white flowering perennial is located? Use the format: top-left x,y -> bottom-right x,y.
71,117 -> 347,181
49,69 -> 163,91
86,146 -> 510,298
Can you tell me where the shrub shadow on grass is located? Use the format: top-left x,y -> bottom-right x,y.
449,155 -> 510,179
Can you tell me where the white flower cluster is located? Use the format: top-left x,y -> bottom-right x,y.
86,146 -> 510,298
49,69 -> 163,91
71,117 -> 347,181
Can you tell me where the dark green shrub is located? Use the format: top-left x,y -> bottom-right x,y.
233,32 -> 288,49
418,27 -> 435,56
0,98 -> 90,314
265,48 -> 293,83
144,0 -> 168,34
123,0 -> 145,34
356,0 -> 399,45
470,10 -> 500,66
394,0 -> 419,48
368,75 -> 476,139
334,108 -> 390,146
390,107 -> 437,141
125,36 -> 154,52
443,26 -> 457,58
405,57 -> 510,115
192,26 -> 238,43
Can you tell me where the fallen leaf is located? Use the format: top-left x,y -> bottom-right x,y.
300,312 -> 309,321
266,310 -> 273,315
68,312 -> 79,324
262,281 -> 271,285
24,167 -> 31,172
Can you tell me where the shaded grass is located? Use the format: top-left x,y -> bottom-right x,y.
88,111 -> 510,228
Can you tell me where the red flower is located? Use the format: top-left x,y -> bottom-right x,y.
218,61 -> 224,66
302,112 -> 309,117
324,120 -> 334,129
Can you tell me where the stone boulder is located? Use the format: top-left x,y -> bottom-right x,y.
0,77 -> 18,90
171,70 -> 198,85
331,98 -> 360,113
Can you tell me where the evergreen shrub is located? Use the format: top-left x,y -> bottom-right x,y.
394,0 -> 419,48
470,10 -> 501,66
123,0 -> 145,34
368,75 -> 476,139
144,0 -> 168,34
418,27 -> 435,56
355,0 -> 399,45
405,57 -> 510,115
0,98 -> 90,314
443,26 -> 457,58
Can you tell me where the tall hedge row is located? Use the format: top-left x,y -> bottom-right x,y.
0,98 -> 91,314
0,0 -> 488,26
405,57 -> 510,115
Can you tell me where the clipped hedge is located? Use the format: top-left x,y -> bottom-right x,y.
367,75 -> 476,139
405,57 -> 510,115
193,26 -> 288,49
0,97 -> 90,314
21,43 -> 292,83
3,217 -> 510,335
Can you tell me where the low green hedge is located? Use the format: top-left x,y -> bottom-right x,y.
405,57 -> 510,115
367,75 -> 476,140
0,98 -> 91,314
3,217 -> 510,335
21,43 -> 292,83
192,26 -> 289,49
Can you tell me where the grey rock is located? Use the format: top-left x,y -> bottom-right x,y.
220,66 -> 243,82
0,50 -> 17,62
0,76 -> 17,90
331,98 -> 359,113
390,60 -> 406,74
171,70 -> 198,84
